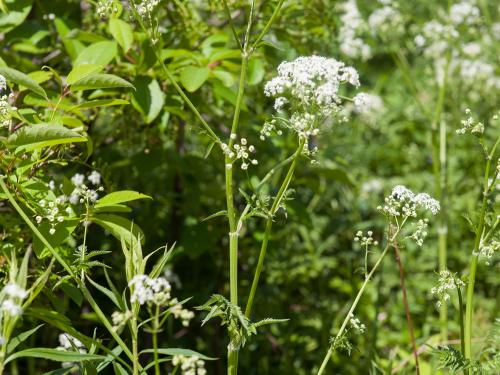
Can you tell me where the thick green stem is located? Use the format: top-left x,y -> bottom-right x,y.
153,305 -> 160,375
457,286 -> 465,356
463,137 -> 499,360
244,138 -> 306,318
131,318 -> 139,375
316,229 -> 399,375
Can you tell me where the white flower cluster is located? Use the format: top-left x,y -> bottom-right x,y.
431,270 -> 465,308
410,219 -> 429,246
36,197 -> 71,235
378,185 -> 440,218
0,74 -> 6,91
136,0 -> 160,20
96,0 -> 118,18
354,230 -> 378,247
338,0 -> 371,60
172,355 -> 207,375
348,313 -> 366,333
170,302 -> 195,327
449,1 -> 481,26
0,282 -> 27,317
475,239 -> 499,266
111,310 -> 133,331
0,93 -> 16,128
264,55 -> 360,118
368,2 -> 404,37
69,171 -> 103,205
353,92 -> 384,117
222,136 -> 258,170
456,108 -> 484,135
129,275 -> 172,305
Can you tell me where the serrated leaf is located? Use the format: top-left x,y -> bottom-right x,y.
0,66 -> 46,97
71,74 -> 133,91
180,66 -> 210,92
74,41 -> 117,66
140,348 -> 216,360
131,76 -> 164,124
8,125 -> 86,152
108,18 -> 133,53
5,348 -> 104,364
94,190 -> 151,208
66,64 -> 103,85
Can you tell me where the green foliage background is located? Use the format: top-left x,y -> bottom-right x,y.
0,0 -> 498,374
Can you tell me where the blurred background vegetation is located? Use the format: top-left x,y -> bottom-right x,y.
0,0 -> 498,373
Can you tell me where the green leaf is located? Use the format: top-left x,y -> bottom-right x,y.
5,348 -> 105,364
6,325 -> 44,355
74,41 -> 117,66
94,191 -> 151,209
73,99 -> 129,110
71,74 -> 133,91
0,66 -> 46,97
87,277 -> 122,309
247,58 -> 265,86
179,66 -> 210,92
108,18 -> 133,53
66,64 -> 103,85
140,348 -> 216,360
8,125 -> 86,152
92,214 -> 145,245
0,0 -> 33,33
131,76 -> 165,124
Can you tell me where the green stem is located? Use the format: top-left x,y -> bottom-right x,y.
153,305 -> 160,375
316,228 -> 399,375
463,136 -> 499,360
0,177 -> 136,364
131,317 -> 139,375
245,138 -> 306,318
129,1 -> 220,144
457,285 -> 465,356
250,0 -> 286,53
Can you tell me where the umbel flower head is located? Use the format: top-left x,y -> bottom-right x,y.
263,56 -> 360,141
378,185 -> 440,218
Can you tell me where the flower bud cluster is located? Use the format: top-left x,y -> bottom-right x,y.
354,230 -> 378,247
430,270 -> 465,308
348,313 -> 366,333
222,136 -> 258,171
0,93 -> 16,128
172,355 -> 207,375
1,282 -> 27,317
96,0 -> 119,18
35,197 -> 71,235
136,0 -> 160,20
456,108 -> 484,135
69,172 -> 104,205
410,219 -> 429,246
475,239 -> 499,266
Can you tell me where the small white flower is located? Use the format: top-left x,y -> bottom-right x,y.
1,300 -> 23,316
87,171 -> 101,185
71,174 -> 85,187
